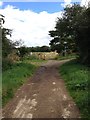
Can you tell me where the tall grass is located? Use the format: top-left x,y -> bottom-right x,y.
59,60 -> 89,119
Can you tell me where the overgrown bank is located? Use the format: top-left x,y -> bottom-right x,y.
59,60 -> 89,119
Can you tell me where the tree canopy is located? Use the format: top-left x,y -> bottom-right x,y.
49,4 -> 90,65
0,14 -> 14,58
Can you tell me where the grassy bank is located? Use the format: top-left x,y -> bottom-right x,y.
59,60 -> 89,119
2,61 -> 37,107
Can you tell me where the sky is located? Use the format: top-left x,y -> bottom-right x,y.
0,0 -> 88,47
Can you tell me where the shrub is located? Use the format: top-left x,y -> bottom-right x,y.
2,58 -> 14,71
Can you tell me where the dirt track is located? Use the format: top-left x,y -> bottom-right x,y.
2,60 -> 81,119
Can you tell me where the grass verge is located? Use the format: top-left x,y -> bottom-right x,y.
2,61 -> 37,107
59,60 -> 89,119
23,59 -> 48,66
55,54 -> 77,60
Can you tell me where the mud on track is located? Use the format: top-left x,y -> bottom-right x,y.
2,60 -> 81,119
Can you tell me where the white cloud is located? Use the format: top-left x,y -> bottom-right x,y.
80,0 -> 90,7
61,0 -> 72,8
80,0 -> 86,6
0,1 -> 3,7
0,5 -> 62,47
64,0 -> 71,4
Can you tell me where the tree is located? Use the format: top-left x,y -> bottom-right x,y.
0,14 -> 14,58
27,46 -> 51,52
49,4 -> 84,53
49,4 -> 89,65
74,7 -> 90,64
18,46 -> 29,58
40,46 -> 51,52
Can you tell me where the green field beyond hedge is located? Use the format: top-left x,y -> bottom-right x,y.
60,60 -> 89,119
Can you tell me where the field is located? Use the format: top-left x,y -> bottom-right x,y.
29,51 -> 58,60
59,60 -> 89,118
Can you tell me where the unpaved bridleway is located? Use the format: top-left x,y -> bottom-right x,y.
3,60 -> 81,119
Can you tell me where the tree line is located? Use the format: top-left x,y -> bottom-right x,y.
49,4 -> 90,65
